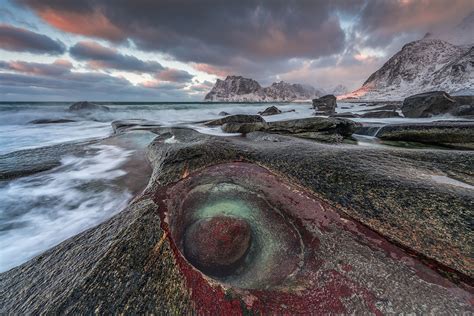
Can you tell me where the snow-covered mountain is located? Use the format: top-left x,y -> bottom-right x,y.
330,84 -> 348,96
204,76 -> 322,101
343,39 -> 474,100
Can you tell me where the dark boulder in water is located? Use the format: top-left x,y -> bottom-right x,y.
218,111 -> 230,116
28,119 -> 76,124
258,105 -> 282,116
312,94 -> 337,115
222,117 -> 359,142
376,121 -> 474,148
360,110 -> 401,118
330,112 -> 361,118
452,95 -> 474,106
204,114 -> 265,126
450,105 -> 474,117
401,91 -> 457,118
69,101 -> 110,112
111,119 -> 161,134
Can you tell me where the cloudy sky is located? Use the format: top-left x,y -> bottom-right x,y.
0,0 -> 472,101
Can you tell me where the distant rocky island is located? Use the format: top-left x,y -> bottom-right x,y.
204,76 -> 326,102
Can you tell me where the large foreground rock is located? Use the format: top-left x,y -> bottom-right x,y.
401,91 -> 467,118
1,128 -> 472,314
69,101 -> 110,112
375,121 -> 474,148
312,94 -> 337,115
204,114 -> 265,126
360,110 -> 401,118
222,117 -> 359,142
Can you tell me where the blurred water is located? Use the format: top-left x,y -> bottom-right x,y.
0,144 -> 133,272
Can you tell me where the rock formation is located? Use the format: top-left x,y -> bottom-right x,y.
69,101 -> 110,112
401,91 -> 473,118
312,94 -> 337,115
344,39 -> 474,100
258,105 -> 282,116
204,76 -> 322,102
1,126 -> 472,314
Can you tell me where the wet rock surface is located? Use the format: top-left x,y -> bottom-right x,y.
222,117 -> 359,142
204,114 -> 265,126
112,119 -> 161,134
1,126 -> 473,314
360,110 -> 401,118
258,105 -> 282,116
376,121 -> 474,148
312,94 -> 337,115
183,216 -> 251,276
28,118 -> 76,124
401,91 -> 472,118
69,101 -> 110,112
0,140 -> 97,180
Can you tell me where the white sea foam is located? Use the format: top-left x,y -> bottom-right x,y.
0,144 -> 133,272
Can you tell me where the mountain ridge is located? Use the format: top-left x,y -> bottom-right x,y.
204,76 -> 323,102
343,38 -> 473,100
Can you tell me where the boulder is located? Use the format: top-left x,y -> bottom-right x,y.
221,117 -> 359,142
312,94 -> 337,115
183,216 -> 251,276
330,113 -> 361,118
222,122 -> 266,133
452,95 -> 474,106
401,91 -> 456,118
376,121 -> 474,147
204,114 -> 265,126
360,110 -> 402,118
218,111 -> 230,116
450,105 -> 474,117
258,106 -> 282,116
111,119 -> 161,134
266,117 -> 358,137
69,101 -> 110,112
28,119 -> 76,124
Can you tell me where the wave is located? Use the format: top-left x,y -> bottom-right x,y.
0,144 -> 134,272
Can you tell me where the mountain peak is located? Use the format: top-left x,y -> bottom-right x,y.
345,38 -> 473,100
204,76 -> 322,102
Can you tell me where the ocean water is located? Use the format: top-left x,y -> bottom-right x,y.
0,101 -> 468,272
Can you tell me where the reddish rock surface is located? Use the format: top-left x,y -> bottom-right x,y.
184,216 -> 251,276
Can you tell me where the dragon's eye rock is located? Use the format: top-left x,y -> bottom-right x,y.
157,162 -> 472,313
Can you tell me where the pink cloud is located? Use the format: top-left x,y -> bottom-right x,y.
37,8 -> 124,41
192,63 -> 228,77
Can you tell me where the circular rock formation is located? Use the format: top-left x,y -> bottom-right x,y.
183,216 -> 251,276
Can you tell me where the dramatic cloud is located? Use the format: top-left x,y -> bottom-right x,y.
18,0 -> 351,64
69,41 -> 164,73
0,23 -> 65,54
0,71 -> 191,101
0,59 -> 191,101
356,0 -> 474,48
155,68 -> 194,83
0,59 -> 73,76
3,0 -> 473,99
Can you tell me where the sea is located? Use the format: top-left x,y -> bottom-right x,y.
0,101 -> 465,272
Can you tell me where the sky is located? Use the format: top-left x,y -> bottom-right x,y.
0,0 -> 473,101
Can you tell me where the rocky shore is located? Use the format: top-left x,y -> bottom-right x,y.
1,112 -> 473,313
